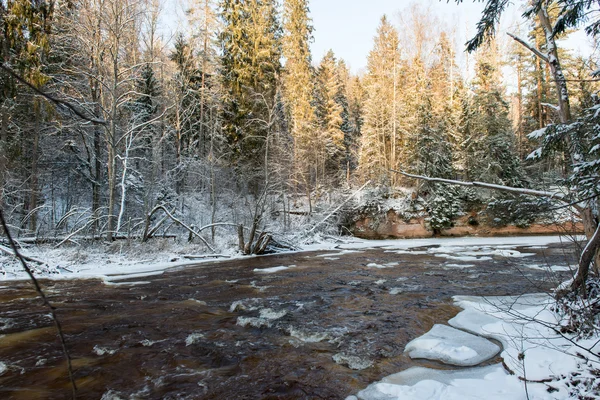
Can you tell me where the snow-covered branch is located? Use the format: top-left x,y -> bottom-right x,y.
391,170 -> 569,202
506,32 -> 549,63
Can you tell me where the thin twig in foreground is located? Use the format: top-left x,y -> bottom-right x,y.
0,210 -> 77,398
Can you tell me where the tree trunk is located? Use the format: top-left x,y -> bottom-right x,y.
0,103 -> 8,208
29,100 -> 41,232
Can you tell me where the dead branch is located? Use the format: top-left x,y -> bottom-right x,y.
0,244 -> 48,265
0,63 -> 105,125
301,180 -> 371,238
145,205 -> 215,252
507,32 -> 549,63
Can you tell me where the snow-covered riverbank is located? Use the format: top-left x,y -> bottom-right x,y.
351,292 -> 600,399
0,234 -> 578,283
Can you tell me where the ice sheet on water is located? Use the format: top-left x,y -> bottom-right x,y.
448,308 -> 501,337
355,364 -> 534,400
404,324 -> 500,366
522,264 -> 573,272
451,294 -> 589,383
253,265 -> 296,274
443,263 -> 475,269
366,262 -> 397,269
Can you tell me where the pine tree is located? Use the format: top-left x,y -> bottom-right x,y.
337,60 -> 361,184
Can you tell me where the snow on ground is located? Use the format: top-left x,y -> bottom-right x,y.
352,293 -> 600,400
0,235 -> 577,282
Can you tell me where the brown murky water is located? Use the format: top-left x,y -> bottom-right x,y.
0,241 -> 577,399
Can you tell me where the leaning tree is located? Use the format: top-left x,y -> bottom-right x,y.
416,0 -> 600,296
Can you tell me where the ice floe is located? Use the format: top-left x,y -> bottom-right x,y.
253,265 -> 296,274
351,291 -> 599,399
404,324 -> 500,366
366,262 -> 398,269
354,364 -> 529,400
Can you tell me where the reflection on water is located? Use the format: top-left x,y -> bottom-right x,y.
0,242 -> 575,399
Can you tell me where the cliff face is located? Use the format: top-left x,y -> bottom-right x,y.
351,210 -> 583,239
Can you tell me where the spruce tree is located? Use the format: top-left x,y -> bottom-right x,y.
281,0 -> 317,189
358,15 -> 401,184
219,0 -> 281,180
466,42 -> 525,187
315,50 -> 345,184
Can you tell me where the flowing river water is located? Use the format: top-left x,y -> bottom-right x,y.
0,239 -> 577,399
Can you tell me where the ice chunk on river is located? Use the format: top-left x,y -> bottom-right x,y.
355,364 -> 528,400
404,324 -> 500,366
448,308 -> 501,337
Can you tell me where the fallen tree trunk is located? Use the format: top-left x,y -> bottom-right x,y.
392,169 -> 597,296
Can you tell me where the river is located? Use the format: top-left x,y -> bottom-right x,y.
0,238 -> 577,399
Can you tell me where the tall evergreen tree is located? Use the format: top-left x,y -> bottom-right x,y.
281,0 -> 316,189
466,42 -> 525,187
315,50 -> 345,184
358,15 -> 402,184
219,0 -> 281,180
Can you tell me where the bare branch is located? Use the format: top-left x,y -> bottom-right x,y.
0,63 -> 106,125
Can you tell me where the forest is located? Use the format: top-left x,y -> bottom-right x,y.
0,0 -> 599,284
2,1 -> 600,398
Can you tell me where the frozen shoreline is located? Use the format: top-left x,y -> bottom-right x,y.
0,234 -> 579,283
351,291 -> 600,400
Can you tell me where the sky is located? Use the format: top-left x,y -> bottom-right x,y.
308,0 -> 486,74
308,0 -> 594,75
